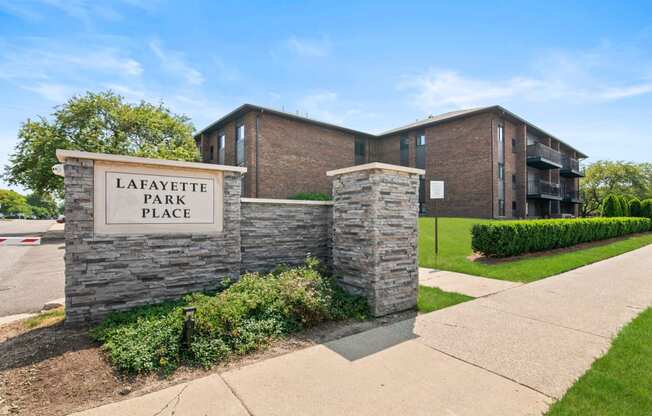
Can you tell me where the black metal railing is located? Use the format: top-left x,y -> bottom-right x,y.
528,179 -> 561,197
561,156 -> 580,172
527,143 -> 562,165
561,185 -> 581,202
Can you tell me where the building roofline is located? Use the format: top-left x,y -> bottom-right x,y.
194,104 -> 373,139
195,104 -> 587,159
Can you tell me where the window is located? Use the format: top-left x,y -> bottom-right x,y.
512,201 -> 517,216
209,145 -> 214,161
498,199 -> 505,217
415,131 -> 426,169
400,136 -> 409,166
354,138 -> 366,165
236,122 -> 245,166
497,124 -> 504,164
218,133 -> 225,165
512,174 -> 517,189
498,163 -> 504,180
512,138 -> 517,153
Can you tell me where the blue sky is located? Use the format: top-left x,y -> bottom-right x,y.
1,0 -> 651,193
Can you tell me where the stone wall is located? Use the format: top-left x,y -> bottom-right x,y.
240,199 -> 333,273
63,157 -> 242,324
329,164 -> 422,317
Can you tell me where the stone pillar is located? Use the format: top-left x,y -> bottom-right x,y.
327,163 -> 424,317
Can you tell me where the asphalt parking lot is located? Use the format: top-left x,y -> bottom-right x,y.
0,220 -> 65,316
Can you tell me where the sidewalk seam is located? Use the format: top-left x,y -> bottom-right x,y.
415,339 -> 556,400
219,373 -> 255,416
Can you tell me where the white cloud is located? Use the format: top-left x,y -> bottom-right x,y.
149,39 -> 204,85
400,45 -> 652,112
287,35 -> 331,58
23,83 -> 74,102
0,0 -> 154,24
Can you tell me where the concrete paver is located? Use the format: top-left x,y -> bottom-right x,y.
223,326 -> 550,416
419,268 -> 522,297
70,374 -> 249,416
413,302 -> 610,399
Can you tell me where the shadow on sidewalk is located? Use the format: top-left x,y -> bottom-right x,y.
324,314 -> 419,361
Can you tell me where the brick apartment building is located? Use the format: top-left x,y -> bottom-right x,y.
195,104 -> 586,219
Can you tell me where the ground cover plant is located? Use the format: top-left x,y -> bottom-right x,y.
419,217 -> 652,282
546,307 -> 652,415
91,258 -> 367,374
471,217 -> 651,258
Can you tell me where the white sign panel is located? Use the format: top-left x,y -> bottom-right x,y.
429,180 -> 445,199
94,162 -> 223,234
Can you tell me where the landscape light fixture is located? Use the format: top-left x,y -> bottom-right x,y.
182,307 -> 197,350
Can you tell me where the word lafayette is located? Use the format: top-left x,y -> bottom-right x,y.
115,177 -> 208,219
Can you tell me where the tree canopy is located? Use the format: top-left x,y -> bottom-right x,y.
580,160 -> 652,216
3,91 -> 199,197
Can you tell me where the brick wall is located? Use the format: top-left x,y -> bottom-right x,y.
240,200 -> 332,273
418,113 -> 495,218
254,112 -> 361,198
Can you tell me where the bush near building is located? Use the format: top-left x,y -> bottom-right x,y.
629,198 -> 642,217
287,192 -> 332,201
471,217 -> 652,258
642,199 -> 652,219
91,258 -> 367,374
601,194 -> 621,217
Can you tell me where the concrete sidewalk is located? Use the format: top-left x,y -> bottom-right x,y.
419,267 -> 522,297
70,244 -> 652,416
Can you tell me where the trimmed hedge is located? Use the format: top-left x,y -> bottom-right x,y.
472,217 -> 652,258
629,198 -> 642,217
601,195 -> 621,217
287,192 -> 332,201
642,199 -> 652,219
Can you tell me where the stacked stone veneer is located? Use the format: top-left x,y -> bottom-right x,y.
63,157 -> 242,324
63,154 -> 422,323
330,166 -> 422,317
241,200 -> 332,273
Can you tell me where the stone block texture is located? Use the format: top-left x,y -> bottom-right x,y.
63,157 -> 242,324
241,201 -> 332,273
331,168 -> 420,317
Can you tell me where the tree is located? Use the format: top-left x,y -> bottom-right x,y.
27,192 -> 59,218
642,199 -> 652,220
3,91 -> 199,197
618,195 -> 629,216
580,161 -> 652,216
0,189 -> 32,218
629,198 -> 642,217
601,194 -> 620,217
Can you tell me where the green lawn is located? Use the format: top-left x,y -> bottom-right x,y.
419,217 -> 652,283
546,307 -> 652,415
417,286 -> 473,313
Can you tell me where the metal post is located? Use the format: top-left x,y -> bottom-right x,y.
434,200 -> 439,256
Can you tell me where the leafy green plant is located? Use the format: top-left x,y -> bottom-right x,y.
619,195 -> 630,216
629,198 -> 642,217
642,199 -> 652,220
601,194 -> 621,217
287,192 -> 332,201
471,217 -> 651,258
91,258 -> 367,374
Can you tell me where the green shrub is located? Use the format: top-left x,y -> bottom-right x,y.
471,217 -> 651,258
642,199 -> 652,219
619,196 -> 630,216
601,195 -> 620,217
629,198 -> 642,217
91,258 -> 367,374
287,192 -> 332,201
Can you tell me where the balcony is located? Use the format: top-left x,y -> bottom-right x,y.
561,186 -> 582,203
527,143 -> 562,169
528,179 -> 562,200
560,156 -> 583,177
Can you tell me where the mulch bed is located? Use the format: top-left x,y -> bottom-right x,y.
0,311 -> 414,416
467,232 -> 651,264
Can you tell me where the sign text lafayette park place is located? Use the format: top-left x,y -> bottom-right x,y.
111,173 -> 210,221
93,160 -> 225,235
